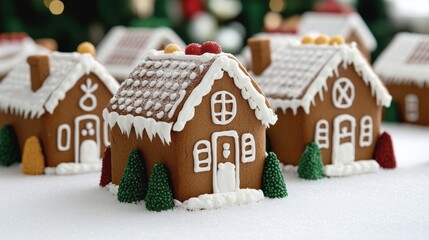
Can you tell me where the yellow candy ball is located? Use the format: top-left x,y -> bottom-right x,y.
315,34 -> 329,45
77,42 -> 96,56
329,35 -> 345,45
164,44 -> 181,54
301,35 -> 314,44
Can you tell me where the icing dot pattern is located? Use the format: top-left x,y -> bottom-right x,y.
110,56 -> 212,121
254,45 -> 339,99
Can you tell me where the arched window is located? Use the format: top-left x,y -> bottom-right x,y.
211,91 -> 237,125
315,119 -> 329,149
359,115 -> 373,147
241,133 -> 255,163
332,78 -> 355,109
405,94 -> 418,122
193,140 -> 211,172
57,124 -> 71,151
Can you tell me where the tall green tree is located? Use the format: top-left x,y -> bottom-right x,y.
117,149 -> 148,203
145,164 -> 174,212
298,142 -> 325,180
0,125 -> 20,167
262,152 -> 288,198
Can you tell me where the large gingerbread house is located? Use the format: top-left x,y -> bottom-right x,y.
0,33 -> 49,81
374,33 -> 429,125
249,38 -> 391,177
103,49 -> 277,202
0,49 -> 119,174
97,26 -> 186,82
298,12 -> 377,60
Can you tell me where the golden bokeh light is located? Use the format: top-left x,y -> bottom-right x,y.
269,0 -> 286,13
264,12 -> 282,30
49,0 -> 64,15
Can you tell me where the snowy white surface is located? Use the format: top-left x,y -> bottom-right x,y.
1,123 -> 429,240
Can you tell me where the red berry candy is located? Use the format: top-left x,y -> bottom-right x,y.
201,41 -> 222,54
185,43 -> 202,55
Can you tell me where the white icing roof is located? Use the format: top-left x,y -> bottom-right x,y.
104,50 -> 277,144
299,12 -> 377,51
96,26 -> 186,80
252,42 -> 391,115
373,32 -> 429,87
0,37 -> 49,76
0,52 -> 119,118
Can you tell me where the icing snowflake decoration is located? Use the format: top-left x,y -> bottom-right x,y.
104,50 -> 277,145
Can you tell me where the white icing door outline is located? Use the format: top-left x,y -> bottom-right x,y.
332,114 -> 356,165
74,114 -> 100,163
211,131 -> 240,193
405,94 -> 418,122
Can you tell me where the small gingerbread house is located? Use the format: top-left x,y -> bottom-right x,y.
97,26 -> 186,82
103,49 -> 277,202
374,33 -> 429,125
0,50 -> 119,174
249,38 -> 391,177
0,33 -> 49,81
298,12 -> 377,60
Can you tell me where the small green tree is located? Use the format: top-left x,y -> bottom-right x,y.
0,125 -> 20,167
262,152 -> 288,198
145,164 -> 174,212
117,149 -> 148,203
298,142 -> 325,180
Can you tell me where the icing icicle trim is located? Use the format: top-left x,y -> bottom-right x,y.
103,109 -> 173,144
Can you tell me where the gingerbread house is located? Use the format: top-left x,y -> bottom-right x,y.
0,49 -> 119,174
103,48 -> 277,202
96,26 -> 186,82
374,33 -> 429,125
298,12 -> 377,60
0,33 -> 49,81
249,38 -> 391,177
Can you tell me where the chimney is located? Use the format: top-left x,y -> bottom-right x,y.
27,55 -> 50,92
248,38 -> 271,75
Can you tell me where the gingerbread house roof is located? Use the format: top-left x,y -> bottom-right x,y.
373,32 -> 429,87
103,50 -> 277,144
299,12 -> 377,51
0,52 -> 119,119
0,34 -> 49,76
252,42 -> 391,115
96,26 -> 186,80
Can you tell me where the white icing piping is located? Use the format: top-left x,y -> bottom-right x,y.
103,109 -> 173,144
173,55 -> 277,131
270,45 -> 392,115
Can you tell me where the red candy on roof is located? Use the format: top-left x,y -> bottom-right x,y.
185,41 -> 222,55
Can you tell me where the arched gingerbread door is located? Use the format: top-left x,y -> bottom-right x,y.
74,114 -> 100,163
332,114 -> 356,165
211,131 -> 240,193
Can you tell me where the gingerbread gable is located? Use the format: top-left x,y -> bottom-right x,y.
299,12 -> 377,51
0,52 -> 119,118
0,34 -> 48,76
96,26 -> 186,80
252,42 -> 391,114
374,33 -> 429,87
103,50 -> 277,144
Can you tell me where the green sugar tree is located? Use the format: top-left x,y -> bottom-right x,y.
145,164 -> 174,212
0,125 -> 20,167
117,149 -> 148,203
298,142 -> 325,180
262,152 -> 288,198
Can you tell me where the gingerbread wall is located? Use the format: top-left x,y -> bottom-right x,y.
386,84 -> 429,125
40,73 -> 113,167
110,73 -> 267,202
268,63 -> 382,166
